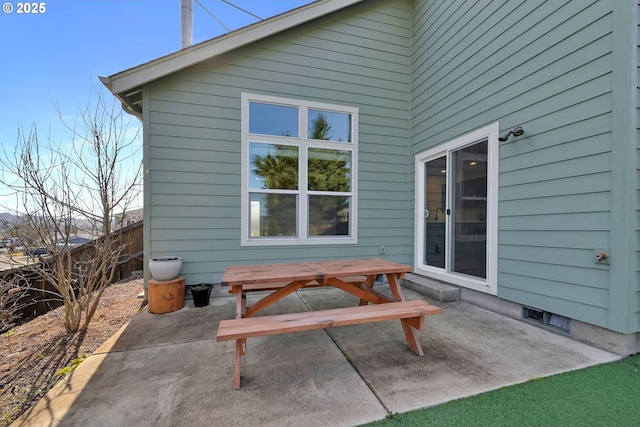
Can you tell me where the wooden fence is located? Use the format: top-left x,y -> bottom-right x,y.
0,220 -> 143,324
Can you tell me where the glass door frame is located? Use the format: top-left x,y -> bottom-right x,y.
414,122 -> 499,295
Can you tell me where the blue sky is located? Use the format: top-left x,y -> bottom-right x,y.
0,0 -> 313,209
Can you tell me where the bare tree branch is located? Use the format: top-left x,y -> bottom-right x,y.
0,89 -> 142,332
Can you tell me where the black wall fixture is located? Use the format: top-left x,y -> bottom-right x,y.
498,126 -> 524,142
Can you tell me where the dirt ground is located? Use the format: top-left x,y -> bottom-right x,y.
0,278 -> 145,426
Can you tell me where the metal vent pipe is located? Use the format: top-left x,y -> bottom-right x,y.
180,0 -> 193,49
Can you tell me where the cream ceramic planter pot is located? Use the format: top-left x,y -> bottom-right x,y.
148,256 -> 182,281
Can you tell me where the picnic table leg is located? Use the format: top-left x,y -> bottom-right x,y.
233,288 -> 247,389
234,338 -> 245,389
386,273 -> 424,356
235,287 -> 246,318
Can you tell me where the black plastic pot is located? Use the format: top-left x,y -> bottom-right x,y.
190,284 -> 213,307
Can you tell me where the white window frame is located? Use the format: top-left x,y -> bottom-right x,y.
414,122 -> 499,295
241,92 -> 358,246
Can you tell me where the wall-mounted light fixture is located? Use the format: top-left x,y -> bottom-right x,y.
498,126 -> 524,142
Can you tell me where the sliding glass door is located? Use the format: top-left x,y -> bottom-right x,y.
415,122 -> 497,294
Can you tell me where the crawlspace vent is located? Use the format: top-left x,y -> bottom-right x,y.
522,306 -> 570,333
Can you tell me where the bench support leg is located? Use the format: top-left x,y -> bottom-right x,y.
234,338 -> 245,390
400,319 -> 424,356
387,273 -> 424,356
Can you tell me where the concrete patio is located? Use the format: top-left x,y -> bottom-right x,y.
14,284 -> 619,427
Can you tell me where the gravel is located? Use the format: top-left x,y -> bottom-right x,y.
0,278 -> 144,426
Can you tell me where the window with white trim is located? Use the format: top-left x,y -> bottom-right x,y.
241,93 -> 358,246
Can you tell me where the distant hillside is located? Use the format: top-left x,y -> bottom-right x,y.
0,213 -> 18,233
0,212 -> 99,236
0,213 -> 18,223
0,213 -> 94,227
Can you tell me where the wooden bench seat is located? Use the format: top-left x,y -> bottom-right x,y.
217,300 -> 441,388
217,299 -> 440,340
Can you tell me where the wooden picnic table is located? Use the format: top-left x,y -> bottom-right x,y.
217,258 -> 441,389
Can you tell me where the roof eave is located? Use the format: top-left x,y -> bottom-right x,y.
100,76 -> 143,120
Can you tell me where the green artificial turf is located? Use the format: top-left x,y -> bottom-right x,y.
366,354 -> 640,427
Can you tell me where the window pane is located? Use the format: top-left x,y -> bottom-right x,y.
308,109 -> 352,142
249,193 -> 297,237
249,102 -> 299,137
249,143 -> 299,190
308,148 -> 351,192
308,195 -> 350,236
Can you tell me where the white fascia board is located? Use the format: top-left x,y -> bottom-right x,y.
104,0 -> 365,95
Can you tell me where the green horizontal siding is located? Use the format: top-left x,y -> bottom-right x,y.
413,0 -> 612,141
499,213 -> 610,232
499,230 -> 610,250
499,192 -> 610,216
145,0 -> 412,283
411,0 -> 620,330
500,173 -> 611,201
634,1 -> 640,330
499,259 -> 609,291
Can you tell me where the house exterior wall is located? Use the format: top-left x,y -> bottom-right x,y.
410,0 -> 639,334
633,0 -> 640,331
143,0 -> 412,284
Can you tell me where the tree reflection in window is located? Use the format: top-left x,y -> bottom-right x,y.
250,144 -> 298,190
308,110 -> 351,142
251,114 -> 352,237
249,193 -> 297,237
250,145 -> 298,236
308,147 -> 351,236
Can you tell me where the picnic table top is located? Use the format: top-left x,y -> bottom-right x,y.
221,258 -> 412,286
